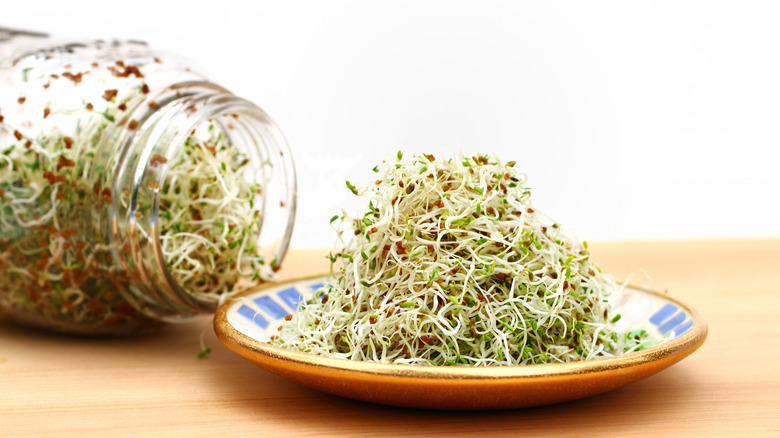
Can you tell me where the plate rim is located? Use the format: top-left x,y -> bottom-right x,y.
214,274 -> 708,382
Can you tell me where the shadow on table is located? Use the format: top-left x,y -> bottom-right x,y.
0,317 -> 210,368
209,353 -> 703,436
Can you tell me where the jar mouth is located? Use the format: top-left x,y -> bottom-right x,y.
112,82 -> 296,319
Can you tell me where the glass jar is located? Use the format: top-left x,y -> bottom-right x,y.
0,28 -> 296,335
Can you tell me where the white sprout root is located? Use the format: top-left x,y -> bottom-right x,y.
274,152 -> 653,366
158,125 -> 268,300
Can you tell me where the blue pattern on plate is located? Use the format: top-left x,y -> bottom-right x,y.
237,304 -> 269,329
233,281 -> 323,333
253,295 -> 289,319
649,303 -> 692,337
277,287 -> 304,311
674,320 -> 694,336
658,312 -> 686,334
649,304 -> 677,325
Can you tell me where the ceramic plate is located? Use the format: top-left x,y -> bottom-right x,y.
214,275 -> 706,410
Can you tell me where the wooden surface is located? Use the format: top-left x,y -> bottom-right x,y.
1,239 -> 779,437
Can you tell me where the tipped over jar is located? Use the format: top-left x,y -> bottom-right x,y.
0,28 -> 296,335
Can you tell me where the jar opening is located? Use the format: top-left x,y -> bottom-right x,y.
113,83 -> 296,319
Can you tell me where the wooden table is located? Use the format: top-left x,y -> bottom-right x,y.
2,239 -> 779,436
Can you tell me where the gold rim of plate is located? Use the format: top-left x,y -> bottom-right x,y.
214,275 -> 707,410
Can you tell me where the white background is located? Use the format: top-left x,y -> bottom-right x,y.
6,1 -> 780,248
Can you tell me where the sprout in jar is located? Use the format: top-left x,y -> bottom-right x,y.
0,35 -> 291,334
154,121 -> 269,300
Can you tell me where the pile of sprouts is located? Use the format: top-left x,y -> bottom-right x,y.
274,152 -> 652,366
